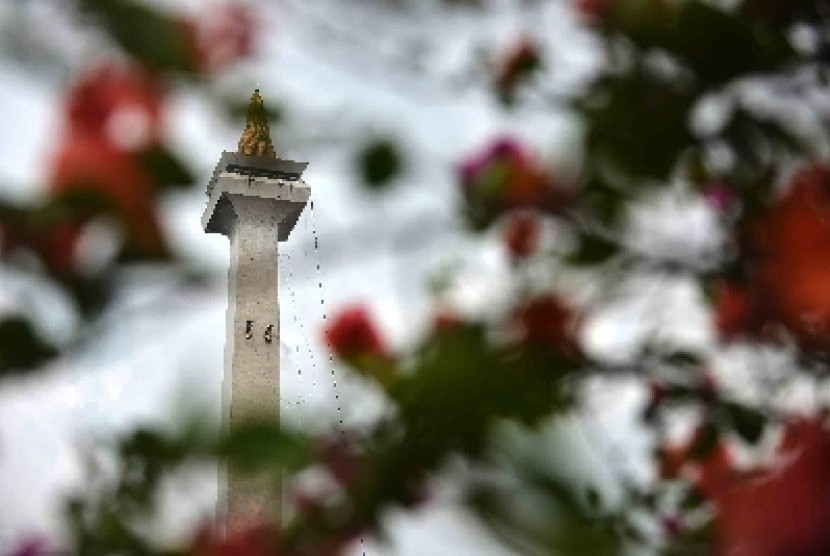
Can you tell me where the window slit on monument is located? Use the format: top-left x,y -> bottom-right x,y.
264,324 -> 273,343
245,320 -> 254,339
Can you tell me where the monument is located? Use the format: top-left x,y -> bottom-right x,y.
202,90 -> 310,527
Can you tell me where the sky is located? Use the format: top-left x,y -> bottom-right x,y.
0,1 -> 687,553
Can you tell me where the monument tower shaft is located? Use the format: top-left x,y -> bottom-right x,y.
202,90 -> 310,529
223,197 -> 282,524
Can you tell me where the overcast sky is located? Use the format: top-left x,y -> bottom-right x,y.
0,1 -> 696,553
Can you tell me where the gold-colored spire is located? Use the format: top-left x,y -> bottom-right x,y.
237,89 -> 276,158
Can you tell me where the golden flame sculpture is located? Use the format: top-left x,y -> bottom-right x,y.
237,89 -> 276,158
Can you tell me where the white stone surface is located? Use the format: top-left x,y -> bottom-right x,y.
203,168 -> 309,527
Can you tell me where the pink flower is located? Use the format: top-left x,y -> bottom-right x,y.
702,182 -> 735,213
179,3 -> 257,75
459,138 -> 569,228
9,537 -> 58,556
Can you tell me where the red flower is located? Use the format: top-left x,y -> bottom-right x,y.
713,280 -> 757,341
704,417 -> 830,556
659,416 -> 830,554
657,425 -> 731,494
314,435 -> 362,488
750,164 -> 830,353
503,211 -> 540,258
495,38 -> 541,104
179,4 -> 257,74
511,295 -> 581,356
649,380 -> 669,405
191,523 -> 280,556
459,138 -> 569,228
576,0 -> 614,19
431,307 -> 466,332
324,306 -> 386,360
64,64 -> 164,150
717,164 -> 830,353
49,138 -> 167,257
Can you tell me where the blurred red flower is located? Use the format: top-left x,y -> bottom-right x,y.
576,0 -> 614,19
750,164 -> 830,352
191,523 -> 280,556
495,38 -> 541,104
180,3 -> 257,74
431,307 -> 466,332
659,416 -> 830,555
503,211 -> 540,258
64,64 -> 164,151
324,306 -> 386,360
49,138 -> 167,258
35,63 -> 173,266
713,280 -> 756,341
715,164 -> 830,353
511,294 -> 581,356
459,138 -> 569,228
705,417 -> 830,556
657,426 -> 731,495
314,435 -> 362,488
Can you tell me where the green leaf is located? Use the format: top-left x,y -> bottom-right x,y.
661,350 -> 703,368
79,0 -> 196,74
0,316 -> 58,375
725,402 -> 765,444
220,421 -> 308,472
226,97 -> 282,125
137,146 -> 194,191
566,233 -> 619,266
686,422 -> 719,460
356,139 -> 404,190
661,2 -> 794,86
581,70 -> 695,180
47,188 -> 116,219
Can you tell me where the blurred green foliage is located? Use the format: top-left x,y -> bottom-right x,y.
356,139 -> 404,191
0,0 -> 829,554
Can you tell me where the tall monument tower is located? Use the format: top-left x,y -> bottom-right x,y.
202,90 -> 310,527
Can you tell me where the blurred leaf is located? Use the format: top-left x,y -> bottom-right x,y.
137,146 -> 194,191
567,233 -> 619,266
356,139 -> 404,190
48,188 -> 116,218
469,473 -> 623,556
660,349 -> 704,368
725,402 -> 765,444
122,428 -> 183,465
65,274 -> 116,319
579,180 -> 629,227
79,0 -> 195,74
686,422 -> 719,460
580,70 -> 695,180
0,316 -> 58,375
585,486 -> 602,511
226,97 -> 282,125
350,353 -> 399,390
220,421 -> 308,472
117,239 -> 172,265
660,3 -> 794,86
